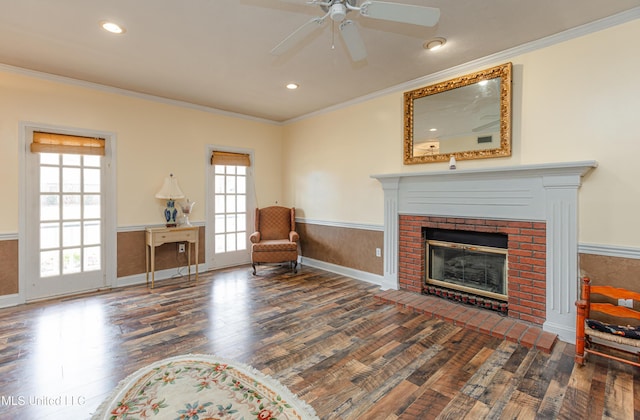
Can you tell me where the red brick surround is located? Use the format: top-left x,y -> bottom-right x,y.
399,215 -> 547,325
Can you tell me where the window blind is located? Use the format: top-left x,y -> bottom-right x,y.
31,131 -> 106,156
210,151 -> 251,166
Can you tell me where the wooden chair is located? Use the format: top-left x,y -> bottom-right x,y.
575,276 -> 640,367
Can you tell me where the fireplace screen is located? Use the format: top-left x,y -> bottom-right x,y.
427,240 -> 507,301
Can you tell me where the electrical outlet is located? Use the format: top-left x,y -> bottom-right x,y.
376,248 -> 382,257
178,243 -> 186,253
618,298 -> 633,308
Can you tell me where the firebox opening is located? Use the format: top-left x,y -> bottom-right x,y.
424,228 -> 508,302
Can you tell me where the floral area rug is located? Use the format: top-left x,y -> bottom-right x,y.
92,354 -> 318,420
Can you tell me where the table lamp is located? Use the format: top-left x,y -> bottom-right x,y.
155,173 -> 185,227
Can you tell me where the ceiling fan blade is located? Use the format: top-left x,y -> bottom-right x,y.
271,17 -> 326,55
359,1 -> 440,27
339,20 -> 367,61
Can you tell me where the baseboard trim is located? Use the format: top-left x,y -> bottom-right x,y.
301,257 -> 383,287
544,320 -> 575,345
0,293 -> 23,308
0,242 -> 635,309
116,264 -> 207,288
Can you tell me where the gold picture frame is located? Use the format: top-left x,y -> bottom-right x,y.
404,63 -> 512,165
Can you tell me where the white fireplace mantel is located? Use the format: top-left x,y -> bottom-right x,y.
371,160 -> 597,343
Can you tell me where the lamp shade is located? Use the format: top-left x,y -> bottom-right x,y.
155,173 -> 185,199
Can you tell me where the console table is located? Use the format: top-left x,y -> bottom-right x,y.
145,226 -> 199,288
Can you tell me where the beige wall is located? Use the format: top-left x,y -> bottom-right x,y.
0,70 -> 284,232
282,94 -> 403,225
282,19 -> 640,248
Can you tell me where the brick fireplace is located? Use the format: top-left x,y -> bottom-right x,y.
399,215 -> 546,325
372,161 -> 597,343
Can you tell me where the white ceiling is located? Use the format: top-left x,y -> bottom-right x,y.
1,0 -> 639,122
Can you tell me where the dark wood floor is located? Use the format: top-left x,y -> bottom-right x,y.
1,265 -> 639,419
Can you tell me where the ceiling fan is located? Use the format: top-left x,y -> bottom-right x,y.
271,0 -> 440,61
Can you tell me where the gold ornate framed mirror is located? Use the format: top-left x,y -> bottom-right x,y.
404,62 -> 512,165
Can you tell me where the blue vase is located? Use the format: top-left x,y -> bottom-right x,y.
164,199 -> 177,227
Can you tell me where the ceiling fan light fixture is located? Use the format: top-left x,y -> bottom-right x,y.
100,20 -> 126,34
424,37 -> 446,51
330,3 -> 347,22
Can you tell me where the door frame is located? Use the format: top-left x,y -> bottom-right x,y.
18,121 -> 117,302
205,145 -> 255,270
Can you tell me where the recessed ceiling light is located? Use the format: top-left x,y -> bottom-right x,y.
286,83 -> 299,90
424,37 -> 446,51
100,21 -> 126,34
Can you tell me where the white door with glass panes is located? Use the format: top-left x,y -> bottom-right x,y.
208,160 -> 253,269
25,138 -> 106,300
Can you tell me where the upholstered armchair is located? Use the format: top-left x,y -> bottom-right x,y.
249,206 -> 299,275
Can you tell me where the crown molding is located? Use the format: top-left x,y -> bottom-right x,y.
285,7 -> 640,124
1,7 -> 638,127
0,63 -> 282,126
